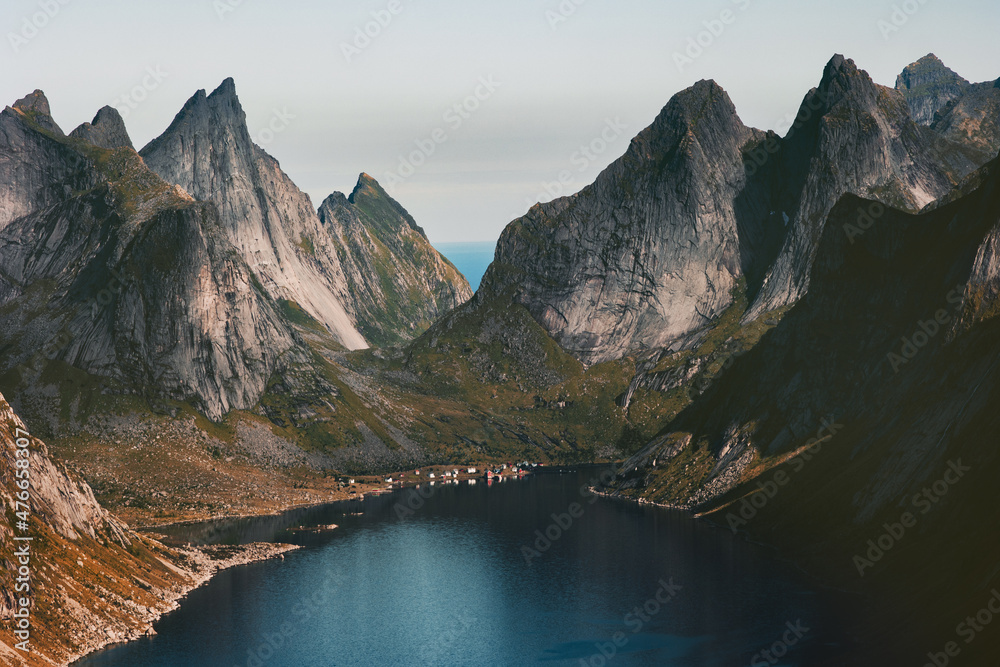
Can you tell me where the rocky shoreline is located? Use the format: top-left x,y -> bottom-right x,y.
63,542 -> 300,667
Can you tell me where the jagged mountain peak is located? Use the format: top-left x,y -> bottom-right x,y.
895,53 -> 971,125
10,88 -> 64,135
317,174 -> 471,347
13,88 -> 52,116
817,54 -> 881,101
896,53 -> 968,88
349,172 -> 387,203
69,105 -> 134,150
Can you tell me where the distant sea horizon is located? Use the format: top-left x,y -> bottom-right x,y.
433,241 -> 496,292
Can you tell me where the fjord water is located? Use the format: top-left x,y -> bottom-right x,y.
433,241 -> 495,291
77,470 -> 850,666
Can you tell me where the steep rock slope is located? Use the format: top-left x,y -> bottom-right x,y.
68,106 -> 134,151
480,55 -> 977,365
479,80 -> 771,364
747,54 -> 964,317
604,158 -> 1000,664
139,79 -> 366,350
0,391 -> 295,666
0,92 -> 304,421
930,78 -> 1000,163
317,173 -> 471,347
895,53 -> 970,125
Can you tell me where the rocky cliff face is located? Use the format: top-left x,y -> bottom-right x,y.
601,158 -> 1000,663
139,79 -> 366,350
480,55 -> 979,364
0,91 -> 305,421
69,106 -> 134,151
929,79 -> 1000,163
747,54 -> 965,318
895,53 -> 970,125
0,391 -> 296,666
479,80 -> 770,364
317,174 -> 472,347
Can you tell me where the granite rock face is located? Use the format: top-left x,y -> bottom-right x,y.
895,53 -> 970,125
480,80 -> 769,364
0,92 -> 304,421
481,55 -> 979,364
747,54 -> 963,319
69,105 -> 135,150
318,174 -> 472,347
0,93 -> 92,231
139,79 -> 367,350
929,79 -> 1000,163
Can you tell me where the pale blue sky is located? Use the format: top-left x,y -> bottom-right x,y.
3,0 -> 999,242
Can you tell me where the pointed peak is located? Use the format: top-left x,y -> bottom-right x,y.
13,89 -> 51,116
209,77 -> 238,100
822,54 -> 858,82
10,89 -> 64,135
349,173 -> 386,203
70,105 -> 134,150
896,53 -> 969,88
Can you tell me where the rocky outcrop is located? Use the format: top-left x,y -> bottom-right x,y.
747,54 -> 964,318
69,106 -> 135,150
0,93 -> 93,231
929,78 -> 1000,163
317,173 -> 472,347
481,55 -> 980,364
895,53 -> 970,125
0,90 -> 305,421
480,80 -> 770,364
139,78 -> 366,350
0,391 -> 297,666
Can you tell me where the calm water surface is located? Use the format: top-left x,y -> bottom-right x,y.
76,469 -> 853,666
433,241 -> 495,291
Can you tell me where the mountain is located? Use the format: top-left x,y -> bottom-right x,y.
602,156 -> 1000,663
69,106 -> 135,150
894,53 -> 1000,169
478,79 -> 766,364
318,173 -> 472,348
0,91 -> 307,421
895,53 -> 970,125
479,55 -> 980,365
139,78 -> 469,351
0,390 -> 295,665
746,54 -> 967,318
929,78 -> 1000,163
138,78 -> 367,351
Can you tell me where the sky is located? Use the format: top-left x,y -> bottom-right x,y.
2,0 -> 1000,244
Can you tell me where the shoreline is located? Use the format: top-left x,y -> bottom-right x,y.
66,542 -> 300,667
